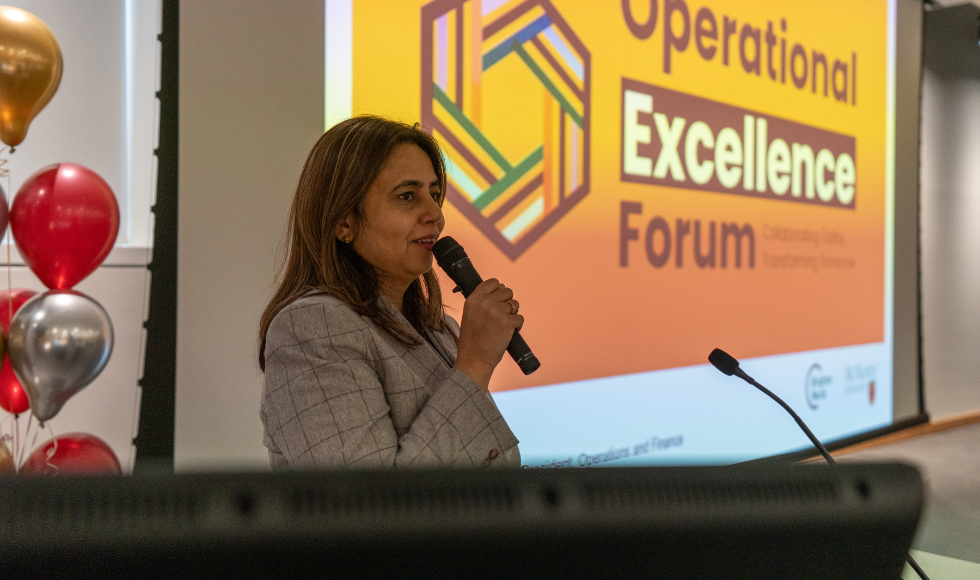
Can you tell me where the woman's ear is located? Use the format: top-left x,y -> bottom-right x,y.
335,215 -> 354,244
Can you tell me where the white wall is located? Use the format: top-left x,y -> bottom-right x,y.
920,71 -> 980,418
918,3 -> 980,419
175,1 -> 324,471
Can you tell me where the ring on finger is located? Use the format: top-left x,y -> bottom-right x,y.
508,300 -> 518,315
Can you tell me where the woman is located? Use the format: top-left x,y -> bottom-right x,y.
258,116 -> 523,468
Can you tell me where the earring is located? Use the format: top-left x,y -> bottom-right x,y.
343,233 -> 353,244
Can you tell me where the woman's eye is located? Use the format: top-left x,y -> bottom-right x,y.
398,191 -> 414,201
430,190 -> 441,201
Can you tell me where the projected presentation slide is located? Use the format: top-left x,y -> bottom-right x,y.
325,0 -> 898,466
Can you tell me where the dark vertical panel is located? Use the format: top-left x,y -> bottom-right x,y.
134,0 -> 179,473
891,0 -> 925,421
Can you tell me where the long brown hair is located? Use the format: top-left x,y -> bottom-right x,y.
258,116 -> 449,370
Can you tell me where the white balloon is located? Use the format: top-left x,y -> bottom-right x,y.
7,290 -> 113,423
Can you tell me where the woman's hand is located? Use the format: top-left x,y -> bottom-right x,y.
453,278 -> 523,391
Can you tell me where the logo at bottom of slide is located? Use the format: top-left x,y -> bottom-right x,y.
805,363 -> 832,410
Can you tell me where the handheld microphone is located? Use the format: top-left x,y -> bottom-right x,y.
432,237 -> 540,375
708,348 -> 931,580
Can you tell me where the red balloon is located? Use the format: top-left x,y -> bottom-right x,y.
0,287 -> 38,331
0,360 -> 29,415
10,163 -> 119,289
20,432 -> 120,475
0,288 -> 37,414
0,184 -> 8,241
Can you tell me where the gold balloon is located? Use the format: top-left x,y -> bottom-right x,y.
0,6 -> 62,147
0,436 -> 13,474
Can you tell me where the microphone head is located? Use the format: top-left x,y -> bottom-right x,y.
433,236 -> 467,268
708,348 -> 740,376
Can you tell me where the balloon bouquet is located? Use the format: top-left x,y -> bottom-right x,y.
0,7 -> 121,475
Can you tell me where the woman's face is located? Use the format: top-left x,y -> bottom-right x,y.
350,143 -> 445,297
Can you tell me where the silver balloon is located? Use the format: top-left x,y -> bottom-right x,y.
7,290 -> 113,423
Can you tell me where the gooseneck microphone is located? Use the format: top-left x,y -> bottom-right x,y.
707,348 -> 834,464
708,348 -> 931,580
433,237 -> 540,375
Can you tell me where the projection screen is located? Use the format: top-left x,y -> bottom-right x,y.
322,0 -> 924,466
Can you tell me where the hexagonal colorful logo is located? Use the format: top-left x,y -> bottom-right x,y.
421,0 -> 590,260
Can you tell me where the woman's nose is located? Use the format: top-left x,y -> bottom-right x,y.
422,194 -> 444,224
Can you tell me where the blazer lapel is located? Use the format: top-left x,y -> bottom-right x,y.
377,297 -> 454,397
424,327 -> 456,369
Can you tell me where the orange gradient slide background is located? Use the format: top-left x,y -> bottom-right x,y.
348,0 -> 888,392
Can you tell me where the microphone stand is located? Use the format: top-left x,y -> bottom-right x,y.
708,349 -> 930,580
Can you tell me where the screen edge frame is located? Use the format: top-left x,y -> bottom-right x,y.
892,0 -> 926,422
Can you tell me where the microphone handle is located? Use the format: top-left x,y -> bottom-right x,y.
444,258 -> 540,376
506,332 -> 540,375
734,369 -> 836,465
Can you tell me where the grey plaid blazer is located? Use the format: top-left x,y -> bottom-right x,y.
261,292 -> 521,468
